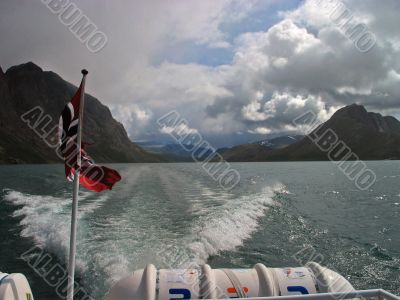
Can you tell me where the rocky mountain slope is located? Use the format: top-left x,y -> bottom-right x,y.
221,104 -> 400,161
136,141 -> 214,162
0,62 -> 161,164
218,135 -> 304,162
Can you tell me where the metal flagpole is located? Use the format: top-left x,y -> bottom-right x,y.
67,69 -> 88,300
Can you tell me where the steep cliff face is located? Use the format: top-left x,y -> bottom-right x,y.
221,104 -> 400,161
0,62 -> 161,164
268,104 -> 400,161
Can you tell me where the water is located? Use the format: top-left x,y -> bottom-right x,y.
0,162 -> 399,299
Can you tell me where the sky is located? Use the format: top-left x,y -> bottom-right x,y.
1,0 -> 400,147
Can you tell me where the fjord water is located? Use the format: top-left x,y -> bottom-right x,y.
0,162 -> 399,299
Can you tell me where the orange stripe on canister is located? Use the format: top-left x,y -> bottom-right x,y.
227,287 -> 249,293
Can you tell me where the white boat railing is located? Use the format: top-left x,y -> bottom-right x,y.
200,289 -> 400,300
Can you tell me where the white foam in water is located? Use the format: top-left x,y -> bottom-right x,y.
3,182 -> 286,299
77,181 -> 286,297
185,183 -> 284,265
153,183 -> 286,267
3,189 -> 108,273
4,190 -> 71,258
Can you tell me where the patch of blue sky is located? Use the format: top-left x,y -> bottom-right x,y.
220,0 -> 303,43
152,0 -> 303,67
152,40 -> 233,67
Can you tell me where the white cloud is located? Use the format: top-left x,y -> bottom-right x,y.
111,105 -> 152,138
243,92 -> 338,134
242,100 -> 273,121
159,122 -> 198,136
99,0 -> 400,143
2,0 -> 400,146
204,0 -> 400,142
248,127 -> 272,135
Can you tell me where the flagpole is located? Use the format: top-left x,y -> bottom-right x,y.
67,69 -> 88,300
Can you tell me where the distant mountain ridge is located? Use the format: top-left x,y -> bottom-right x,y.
136,141 -> 214,162
216,135 -> 304,161
221,104 -> 400,161
137,135 -> 304,162
254,135 -> 304,148
0,62 -> 161,164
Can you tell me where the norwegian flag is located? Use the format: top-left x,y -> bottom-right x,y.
59,81 -> 83,182
66,147 -> 122,192
58,74 -> 121,192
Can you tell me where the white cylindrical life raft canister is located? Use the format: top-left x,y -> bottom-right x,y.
0,272 -> 34,300
107,262 -> 354,300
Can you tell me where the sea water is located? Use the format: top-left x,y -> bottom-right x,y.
0,162 -> 399,299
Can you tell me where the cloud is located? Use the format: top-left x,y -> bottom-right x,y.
1,0 -> 400,146
202,0 -> 400,142
278,0 -> 400,106
243,92 -> 338,133
242,100 -> 273,122
111,105 -> 152,138
159,122 -> 198,136
248,127 -> 272,135
117,0 -> 400,144
161,0 -> 257,49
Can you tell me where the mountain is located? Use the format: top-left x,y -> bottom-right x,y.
216,144 -> 269,162
217,135 -> 304,162
0,62 -> 161,164
136,135 -> 304,162
136,141 -> 214,162
254,135 -> 304,149
221,104 -> 400,161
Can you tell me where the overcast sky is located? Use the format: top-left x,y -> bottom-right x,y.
1,0 -> 399,147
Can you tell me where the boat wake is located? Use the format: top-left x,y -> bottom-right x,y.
2,181 -> 286,298
3,189 -> 109,273
184,183 -> 284,265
